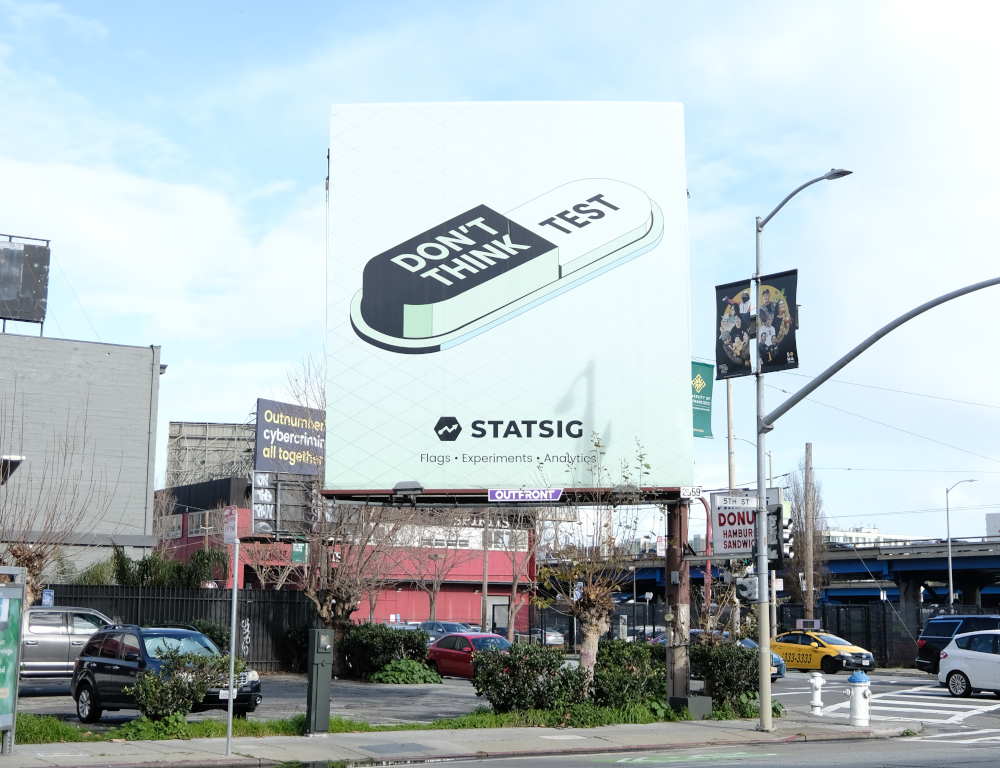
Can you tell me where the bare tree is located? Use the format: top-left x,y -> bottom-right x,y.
534,438 -> 645,676
243,540 -> 307,590
487,511 -> 537,641
400,524 -> 478,621
785,462 -> 828,604
301,499 -> 416,673
0,399 -> 116,604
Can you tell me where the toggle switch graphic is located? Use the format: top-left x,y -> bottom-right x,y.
350,178 -> 663,354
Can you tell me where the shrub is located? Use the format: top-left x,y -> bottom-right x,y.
472,643 -> 587,713
125,648 -> 237,720
339,624 -> 430,679
592,639 -> 667,707
370,658 -> 443,684
688,640 -> 758,706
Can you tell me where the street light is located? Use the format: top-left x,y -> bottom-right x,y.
945,479 -> 977,608
754,167 -> 852,732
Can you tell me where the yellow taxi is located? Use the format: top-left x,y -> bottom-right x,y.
772,629 -> 877,674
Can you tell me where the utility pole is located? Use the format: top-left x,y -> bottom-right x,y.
726,380 -> 736,490
480,510 -> 490,632
667,500 -> 689,698
804,442 -> 814,620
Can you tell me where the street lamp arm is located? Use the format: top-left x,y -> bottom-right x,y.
764,276 -> 1000,429
758,174 -> 831,231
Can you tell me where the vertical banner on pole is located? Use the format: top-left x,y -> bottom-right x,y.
0,567 -> 25,754
691,361 -> 714,438
714,280 -> 754,379
757,270 -> 799,374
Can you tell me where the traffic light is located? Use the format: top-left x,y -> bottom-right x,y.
767,498 -> 794,566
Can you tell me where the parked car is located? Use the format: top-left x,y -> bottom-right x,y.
938,630 -> 1000,697
426,633 -> 511,678
21,606 -> 113,678
771,629 -> 876,674
916,615 -> 1000,674
527,628 -> 565,646
70,625 -> 262,723
418,621 -> 475,643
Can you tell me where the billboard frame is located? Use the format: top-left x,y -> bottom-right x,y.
0,233 -> 50,334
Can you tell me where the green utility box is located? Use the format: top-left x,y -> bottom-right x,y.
0,567 -> 25,755
305,628 -> 333,733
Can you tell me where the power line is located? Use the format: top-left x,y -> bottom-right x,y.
694,353 -> 1000,410
815,466 -> 1000,475
765,383 -> 1000,465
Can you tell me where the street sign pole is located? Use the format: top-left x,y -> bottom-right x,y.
223,506 -> 239,757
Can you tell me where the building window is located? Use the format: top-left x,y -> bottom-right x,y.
187,511 -> 206,538
157,514 -> 182,540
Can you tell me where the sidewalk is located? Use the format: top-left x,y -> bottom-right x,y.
7,715 -> 916,768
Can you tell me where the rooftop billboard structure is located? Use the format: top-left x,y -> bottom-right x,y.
326,101 -> 692,493
0,236 -> 50,325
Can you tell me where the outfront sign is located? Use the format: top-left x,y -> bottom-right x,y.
326,102 -> 692,491
488,488 -> 563,503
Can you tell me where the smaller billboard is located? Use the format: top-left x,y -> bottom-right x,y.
254,398 -> 326,476
758,270 -> 799,374
0,241 -> 50,324
714,280 -> 753,379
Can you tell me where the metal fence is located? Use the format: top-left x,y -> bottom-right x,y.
47,585 -> 319,671
529,602 -> 672,648
778,602 -> 924,667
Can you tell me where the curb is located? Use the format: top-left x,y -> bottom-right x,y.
28,724 -> 918,768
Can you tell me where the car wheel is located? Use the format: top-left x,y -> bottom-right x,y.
947,670 -> 972,698
75,682 -> 102,723
821,656 -> 839,675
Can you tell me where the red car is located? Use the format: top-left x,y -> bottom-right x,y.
426,633 -> 511,678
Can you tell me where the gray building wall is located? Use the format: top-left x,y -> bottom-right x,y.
0,334 -> 160,558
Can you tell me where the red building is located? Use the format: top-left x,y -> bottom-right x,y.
161,506 -> 532,630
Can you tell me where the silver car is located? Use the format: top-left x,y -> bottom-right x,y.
21,606 -> 113,678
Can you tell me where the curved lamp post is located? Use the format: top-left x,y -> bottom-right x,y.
754,168 -> 852,732
945,479 -> 976,607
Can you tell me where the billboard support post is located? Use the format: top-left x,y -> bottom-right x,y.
223,507 -> 239,757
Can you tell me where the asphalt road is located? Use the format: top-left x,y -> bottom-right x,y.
16,673 -> 482,728
455,737 -> 1000,767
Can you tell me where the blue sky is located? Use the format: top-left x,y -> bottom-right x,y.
1,1 -> 998,539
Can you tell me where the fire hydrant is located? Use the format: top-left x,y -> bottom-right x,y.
809,671 -> 826,715
846,670 -> 872,727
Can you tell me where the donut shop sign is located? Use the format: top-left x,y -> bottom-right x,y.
710,489 -> 779,556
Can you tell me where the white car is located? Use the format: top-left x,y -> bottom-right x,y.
938,630 -> 1000,697
528,628 -> 565,646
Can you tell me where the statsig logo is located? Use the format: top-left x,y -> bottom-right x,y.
434,417 -> 462,441
433,417 -> 584,440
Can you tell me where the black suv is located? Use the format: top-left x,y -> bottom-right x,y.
916,615 -> 1000,674
70,625 -> 262,723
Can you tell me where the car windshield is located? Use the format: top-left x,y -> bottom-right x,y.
740,638 -> 758,649
816,634 -> 850,646
440,622 -> 468,632
143,633 -> 219,658
471,636 -> 512,651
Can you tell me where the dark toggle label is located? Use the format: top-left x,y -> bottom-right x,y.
360,205 -> 557,339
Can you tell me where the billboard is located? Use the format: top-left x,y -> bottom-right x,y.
326,102 -> 692,491
0,240 -> 49,324
254,398 -> 325,476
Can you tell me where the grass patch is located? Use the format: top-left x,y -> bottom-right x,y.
16,701 -> 689,745
16,714 -> 104,744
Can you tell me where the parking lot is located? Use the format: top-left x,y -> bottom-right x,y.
17,674 -> 482,729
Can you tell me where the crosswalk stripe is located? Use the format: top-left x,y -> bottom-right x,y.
921,729 -> 1000,738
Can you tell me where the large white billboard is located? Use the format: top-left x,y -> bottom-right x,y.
326,102 -> 692,491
